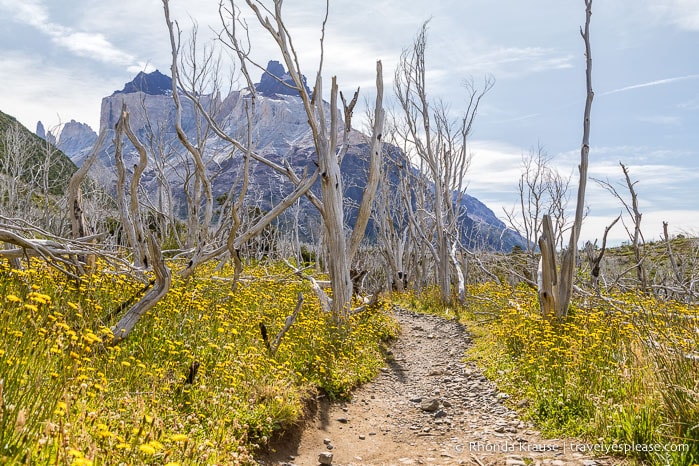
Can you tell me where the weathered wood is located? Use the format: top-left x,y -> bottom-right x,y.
584,215 -> 620,291
120,108 -> 150,268
269,292 -> 304,356
347,61 -> 385,262
537,215 -> 558,318
284,259 -> 332,314
114,106 -> 145,268
537,0 -> 593,320
67,128 -> 107,240
110,235 -> 172,344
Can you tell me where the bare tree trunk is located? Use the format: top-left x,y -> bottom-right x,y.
662,221 -> 690,300
114,106 -> 145,268
347,62 -> 385,262
449,241 -> 466,305
621,162 -> 647,291
538,0 -> 593,320
583,214 -> 620,292
395,22 -> 492,305
68,129 -> 107,240
110,234 -> 171,344
315,76 -> 353,316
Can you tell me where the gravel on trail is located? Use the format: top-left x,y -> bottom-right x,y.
258,307 -> 620,466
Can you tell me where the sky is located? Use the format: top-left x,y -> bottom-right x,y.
0,0 -> 698,246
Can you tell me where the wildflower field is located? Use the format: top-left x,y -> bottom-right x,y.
400,283 -> 699,465
0,259 -> 398,465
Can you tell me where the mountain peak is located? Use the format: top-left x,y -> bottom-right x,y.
255,60 -> 311,98
113,70 -> 173,96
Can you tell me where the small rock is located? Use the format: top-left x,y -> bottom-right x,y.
420,399 -> 440,412
369,431 -> 377,436
318,451 -> 333,465
409,396 -> 423,403
359,434 -> 366,440
323,438 -> 332,445
434,409 -> 447,419
582,461 -> 598,466
442,400 -> 452,408
326,443 -> 334,450
336,417 -> 349,424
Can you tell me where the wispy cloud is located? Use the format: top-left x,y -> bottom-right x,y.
636,115 -> 682,125
645,0 -> 699,31
600,74 -> 699,96
0,0 -> 137,67
0,52 -> 124,130
678,97 -> 699,110
464,46 -> 574,78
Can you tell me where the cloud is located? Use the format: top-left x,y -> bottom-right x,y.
461,140 -> 699,244
0,0 -> 137,67
0,52 -> 123,130
635,115 -> 682,125
645,0 -> 699,31
52,31 -> 135,65
461,46 -> 574,79
600,74 -> 699,96
678,97 -> 699,110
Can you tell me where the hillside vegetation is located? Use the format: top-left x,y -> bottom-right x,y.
0,110 -> 77,195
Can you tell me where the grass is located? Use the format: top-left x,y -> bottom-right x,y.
396,283 -> 699,466
0,259 -> 398,465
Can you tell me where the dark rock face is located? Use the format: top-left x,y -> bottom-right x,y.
113,70 -> 173,96
255,60 -> 311,98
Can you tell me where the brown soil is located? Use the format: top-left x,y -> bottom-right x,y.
257,308 -> 621,466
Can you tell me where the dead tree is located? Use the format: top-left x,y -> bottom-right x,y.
164,0 -> 386,319
583,214 -> 620,292
67,129 -> 107,240
504,144 -> 571,286
394,21 -> 492,304
110,234 -> 172,344
593,162 -> 648,292
538,0 -> 593,320
114,104 -> 150,268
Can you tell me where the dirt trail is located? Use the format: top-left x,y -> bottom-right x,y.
258,308 -> 619,466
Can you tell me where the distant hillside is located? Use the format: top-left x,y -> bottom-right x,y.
0,109 -> 77,195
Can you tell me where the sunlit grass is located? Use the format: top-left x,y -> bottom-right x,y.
397,282 -> 699,465
0,259 -> 398,464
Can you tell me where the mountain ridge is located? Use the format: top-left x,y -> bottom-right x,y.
38,65 -> 523,251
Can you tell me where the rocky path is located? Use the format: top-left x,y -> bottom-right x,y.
258,308 -> 619,466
